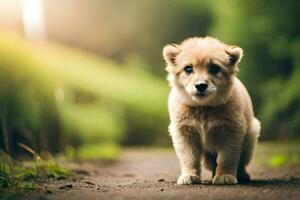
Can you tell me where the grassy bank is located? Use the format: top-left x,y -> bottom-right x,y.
0,32 -> 169,161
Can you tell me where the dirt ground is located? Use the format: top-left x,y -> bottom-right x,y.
2,145 -> 300,200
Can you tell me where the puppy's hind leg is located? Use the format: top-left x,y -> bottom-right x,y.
170,124 -> 202,185
238,118 -> 260,182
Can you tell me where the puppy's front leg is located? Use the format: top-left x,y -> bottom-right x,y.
213,133 -> 244,185
171,124 -> 201,185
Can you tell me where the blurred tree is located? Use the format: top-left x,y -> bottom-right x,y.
0,32 -> 170,158
0,36 -> 62,156
210,0 -> 300,139
43,0 -> 212,75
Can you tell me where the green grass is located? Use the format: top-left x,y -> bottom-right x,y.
268,154 -> 300,167
255,141 -> 300,168
77,143 -> 120,160
0,151 -> 72,192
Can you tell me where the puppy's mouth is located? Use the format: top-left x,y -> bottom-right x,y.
195,92 -> 207,98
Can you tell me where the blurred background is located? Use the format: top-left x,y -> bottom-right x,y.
0,0 -> 299,159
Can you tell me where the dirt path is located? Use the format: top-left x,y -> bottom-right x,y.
4,146 -> 300,200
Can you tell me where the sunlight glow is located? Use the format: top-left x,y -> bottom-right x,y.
22,0 -> 46,40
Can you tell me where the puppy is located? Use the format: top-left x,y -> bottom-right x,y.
163,37 -> 260,185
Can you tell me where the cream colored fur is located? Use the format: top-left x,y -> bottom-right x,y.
163,37 -> 260,185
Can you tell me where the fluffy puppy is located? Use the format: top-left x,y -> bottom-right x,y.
163,37 -> 260,185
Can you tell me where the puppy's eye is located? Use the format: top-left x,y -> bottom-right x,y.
209,64 -> 220,75
184,65 -> 193,74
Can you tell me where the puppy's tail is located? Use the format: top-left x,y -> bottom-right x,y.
240,117 -> 261,167
249,117 -> 261,139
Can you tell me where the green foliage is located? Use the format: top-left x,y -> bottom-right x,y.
255,141 -> 300,168
34,161 -> 72,179
0,31 -> 169,158
0,162 -> 12,190
268,154 -> 300,168
77,143 -> 120,160
0,33 -> 62,154
35,38 -> 169,146
209,0 -> 300,139
0,150 -> 71,192
64,143 -> 120,160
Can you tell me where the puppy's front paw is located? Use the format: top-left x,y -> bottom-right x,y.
213,174 -> 237,185
177,174 -> 201,185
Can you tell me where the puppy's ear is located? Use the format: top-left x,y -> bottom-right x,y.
163,44 -> 180,66
226,46 -> 243,66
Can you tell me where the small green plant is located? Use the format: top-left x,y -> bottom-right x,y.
0,152 -> 35,192
0,144 -> 72,192
0,162 -> 11,190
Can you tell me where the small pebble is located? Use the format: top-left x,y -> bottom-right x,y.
44,189 -> 53,194
59,184 -> 73,189
74,169 -> 90,175
85,181 -> 96,185
158,179 -> 165,182
56,176 -> 66,180
160,189 -> 164,191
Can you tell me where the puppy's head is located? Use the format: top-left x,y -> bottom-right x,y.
163,37 -> 243,106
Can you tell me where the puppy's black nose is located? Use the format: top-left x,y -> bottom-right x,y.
195,83 -> 208,93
